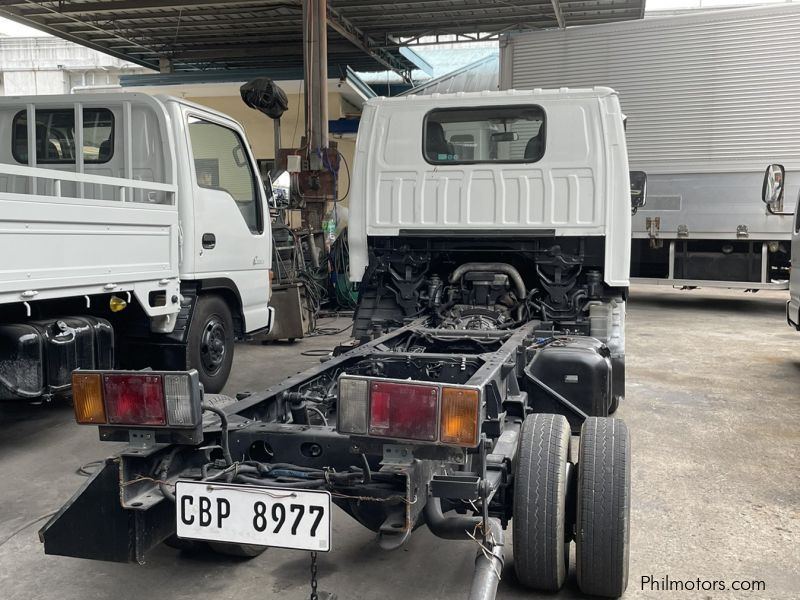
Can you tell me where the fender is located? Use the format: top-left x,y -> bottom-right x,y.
194,278 -> 246,336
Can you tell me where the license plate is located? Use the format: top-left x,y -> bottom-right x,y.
175,481 -> 331,552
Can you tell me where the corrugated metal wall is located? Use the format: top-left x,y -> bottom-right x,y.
501,5 -> 800,174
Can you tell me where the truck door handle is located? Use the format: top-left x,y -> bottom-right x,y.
202,233 -> 216,249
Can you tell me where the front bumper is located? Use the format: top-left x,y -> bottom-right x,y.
265,306 -> 276,334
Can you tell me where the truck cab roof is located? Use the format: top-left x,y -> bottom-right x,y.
370,86 -> 619,104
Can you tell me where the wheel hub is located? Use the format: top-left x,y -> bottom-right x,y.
201,318 -> 226,375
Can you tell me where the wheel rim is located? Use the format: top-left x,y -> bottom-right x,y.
200,317 -> 227,375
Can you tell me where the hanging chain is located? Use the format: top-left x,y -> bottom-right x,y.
309,551 -> 319,600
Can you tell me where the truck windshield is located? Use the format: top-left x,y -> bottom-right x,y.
423,105 -> 545,164
12,108 -> 114,164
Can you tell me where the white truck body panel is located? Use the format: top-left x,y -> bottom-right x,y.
0,93 -> 181,317
0,93 -> 270,332
349,89 -> 631,287
500,4 -> 800,244
0,189 -> 179,310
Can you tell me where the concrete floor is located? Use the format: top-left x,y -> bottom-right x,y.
1,286 -> 798,599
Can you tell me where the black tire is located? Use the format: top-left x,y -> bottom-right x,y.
207,542 -> 268,558
576,417 -> 631,598
163,535 -> 206,552
608,395 -> 620,415
512,413 -> 572,592
188,295 -> 234,394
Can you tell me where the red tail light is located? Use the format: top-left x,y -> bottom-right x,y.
103,374 -> 166,425
370,389 -> 391,428
368,381 -> 438,442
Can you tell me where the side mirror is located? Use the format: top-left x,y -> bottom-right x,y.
630,171 -> 647,212
762,163 -> 785,205
264,176 -> 276,208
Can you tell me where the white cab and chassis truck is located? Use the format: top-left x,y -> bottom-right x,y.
500,4 -> 800,290
762,164 -> 800,329
0,93 -> 273,396
41,89 -> 639,600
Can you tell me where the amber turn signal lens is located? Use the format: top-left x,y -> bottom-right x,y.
440,387 -> 480,446
109,295 -> 128,312
72,373 -> 107,424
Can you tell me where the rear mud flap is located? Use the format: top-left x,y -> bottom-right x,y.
39,459 -> 134,562
39,459 -> 175,563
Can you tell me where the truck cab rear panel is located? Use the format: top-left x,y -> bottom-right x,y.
348,88 -> 632,288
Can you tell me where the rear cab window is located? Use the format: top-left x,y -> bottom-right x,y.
423,105 -> 545,164
12,108 -> 114,164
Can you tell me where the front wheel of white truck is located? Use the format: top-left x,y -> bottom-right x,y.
188,295 -> 235,394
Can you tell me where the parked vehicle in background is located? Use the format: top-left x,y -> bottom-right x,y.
41,88 -> 638,600
0,93 -> 274,397
762,164 -> 800,329
500,4 -> 800,289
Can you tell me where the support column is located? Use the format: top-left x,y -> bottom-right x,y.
303,0 -> 329,171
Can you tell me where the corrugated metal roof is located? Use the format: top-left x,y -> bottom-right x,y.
359,42 -> 496,84
0,1 -> 645,80
400,54 -> 499,95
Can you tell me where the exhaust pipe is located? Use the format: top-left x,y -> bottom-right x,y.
468,518 -> 504,600
424,499 -> 505,600
449,263 -> 527,321
449,262 -> 527,300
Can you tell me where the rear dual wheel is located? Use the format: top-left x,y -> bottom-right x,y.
576,417 -> 631,598
512,414 -> 572,591
512,415 -> 630,598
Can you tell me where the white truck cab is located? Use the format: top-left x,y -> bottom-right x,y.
348,88 -> 639,412
0,93 -> 273,396
349,88 -> 632,286
762,164 -> 800,328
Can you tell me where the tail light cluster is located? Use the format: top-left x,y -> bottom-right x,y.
72,370 -> 202,429
337,376 -> 481,447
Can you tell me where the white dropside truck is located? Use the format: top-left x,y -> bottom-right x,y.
500,4 -> 800,289
0,93 -> 274,397
42,88 -> 640,600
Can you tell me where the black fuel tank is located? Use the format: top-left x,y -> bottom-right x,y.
0,316 -> 114,400
524,337 -> 612,431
